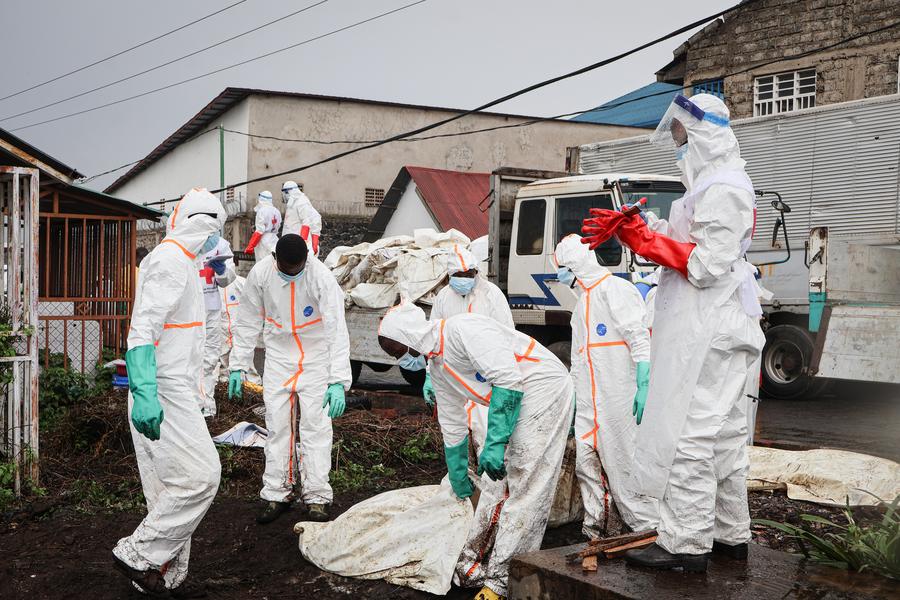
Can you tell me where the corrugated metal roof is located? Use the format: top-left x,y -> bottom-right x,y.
571,82 -> 682,129
0,126 -> 83,181
407,166 -> 490,240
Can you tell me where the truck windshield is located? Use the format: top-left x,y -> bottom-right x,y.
619,181 -> 686,266
555,193 -> 621,266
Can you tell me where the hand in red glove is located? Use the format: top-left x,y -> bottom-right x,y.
581,208 -> 629,250
244,231 -> 263,254
614,214 -> 695,278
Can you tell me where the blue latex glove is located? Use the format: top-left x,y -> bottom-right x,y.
422,373 -> 436,407
477,386 -> 523,481
323,383 -> 346,418
444,436 -> 474,499
125,345 -> 164,441
208,258 -> 226,275
228,370 -> 243,399
634,361 -> 650,425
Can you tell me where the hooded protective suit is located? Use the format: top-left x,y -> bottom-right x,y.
199,237 -> 236,416
230,255 -> 352,504
587,94 -> 765,556
217,276 -> 261,385
282,182 -> 323,257
379,304 -> 572,597
430,245 -> 513,448
113,188 -> 225,589
245,191 -> 282,262
554,235 -> 658,536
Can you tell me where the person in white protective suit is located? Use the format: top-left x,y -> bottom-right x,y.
228,234 -> 351,525
112,188 -> 225,597
581,93 -> 766,571
216,276 -> 261,385
243,190 -> 282,262
425,244 -> 514,447
378,303 -> 573,600
553,235 -> 659,537
281,181 -> 323,257
198,237 -> 236,417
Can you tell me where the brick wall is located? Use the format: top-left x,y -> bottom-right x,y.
678,0 -> 900,118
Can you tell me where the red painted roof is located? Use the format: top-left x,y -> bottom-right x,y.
405,166 -> 490,240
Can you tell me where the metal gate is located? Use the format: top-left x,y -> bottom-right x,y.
0,167 -> 40,494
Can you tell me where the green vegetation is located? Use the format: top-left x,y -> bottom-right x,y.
400,432 -> 440,463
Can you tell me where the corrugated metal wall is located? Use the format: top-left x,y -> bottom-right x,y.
578,95 -> 900,243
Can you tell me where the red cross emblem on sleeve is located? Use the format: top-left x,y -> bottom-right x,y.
199,267 -> 216,284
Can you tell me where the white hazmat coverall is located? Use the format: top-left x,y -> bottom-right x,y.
199,237 -> 236,416
555,235 -> 658,536
217,276 -> 261,385
430,245 -> 514,448
231,255 -> 352,504
632,93 -> 766,555
283,188 -> 323,257
251,195 -> 282,262
113,188 -> 224,589
379,305 -> 573,597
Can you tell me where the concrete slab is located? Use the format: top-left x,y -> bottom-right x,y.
508,543 -> 899,600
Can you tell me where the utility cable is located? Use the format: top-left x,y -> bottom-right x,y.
0,0 -> 248,103
9,0 -> 430,132
0,0 -> 330,123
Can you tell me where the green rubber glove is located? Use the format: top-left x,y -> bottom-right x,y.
323,383 -> 346,418
444,435 -> 474,499
633,361 -> 650,425
125,345 -> 164,441
422,373 -> 436,407
228,370 -> 244,400
477,386 -> 523,481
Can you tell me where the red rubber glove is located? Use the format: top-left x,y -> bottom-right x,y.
244,231 -> 263,254
615,213 -> 695,278
581,208 -> 629,249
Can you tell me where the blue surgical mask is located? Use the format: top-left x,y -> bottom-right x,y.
398,352 -> 426,371
201,233 -> 220,254
557,267 -> 576,288
449,276 -> 476,296
277,268 -> 304,282
675,144 -> 688,161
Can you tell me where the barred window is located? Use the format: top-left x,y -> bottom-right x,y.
754,69 -> 816,117
365,187 -> 385,207
692,79 -> 724,99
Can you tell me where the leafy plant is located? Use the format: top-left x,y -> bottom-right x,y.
0,458 -> 15,511
400,432 -> 439,463
331,460 -> 396,494
754,494 -> 900,580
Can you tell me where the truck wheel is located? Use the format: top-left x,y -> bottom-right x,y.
350,360 -> 362,387
399,366 -> 426,388
761,325 -> 831,400
547,341 -> 572,369
365,362 -> 392,373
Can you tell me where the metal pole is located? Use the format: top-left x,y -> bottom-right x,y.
219,124 -> 225,203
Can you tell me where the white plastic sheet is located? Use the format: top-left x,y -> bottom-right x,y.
212,421 -> 268,448
296,478 -> 473,595
748,446 -> 900,506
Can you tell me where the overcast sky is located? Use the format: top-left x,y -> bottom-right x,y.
1,0 -> 733,190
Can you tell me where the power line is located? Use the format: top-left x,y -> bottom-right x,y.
9,0 -> 430,133
0,0 -> 330,123
0,0 -> 248,103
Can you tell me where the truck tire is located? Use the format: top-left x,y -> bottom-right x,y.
399,366 -> 426,388
547,341 -> 572,370
761,325 -> 831,400
350,360 -> 362,387
365,362 -> 392,373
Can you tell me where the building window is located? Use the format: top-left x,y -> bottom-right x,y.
693,79 -> 724,98
754,69 -> 816,117
364,187 -> 385,208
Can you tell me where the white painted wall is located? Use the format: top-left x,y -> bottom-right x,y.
383,181 -> 438,237
114,99 -> 251,212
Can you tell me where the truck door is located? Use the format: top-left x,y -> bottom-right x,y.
508,197 -> 552,306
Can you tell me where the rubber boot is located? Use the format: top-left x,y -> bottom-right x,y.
307,503 -> 330,522
624,543 -> 709,572
712,541 -> 749,560
256,501 -> 291,524
112,556 -> 168,597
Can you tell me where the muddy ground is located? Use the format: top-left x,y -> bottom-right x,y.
0,386 -> 886,599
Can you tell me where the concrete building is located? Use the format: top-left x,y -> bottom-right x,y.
105,88 -> 645,249
655,0 -> 900,119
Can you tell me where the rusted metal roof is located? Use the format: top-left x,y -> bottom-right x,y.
0,127 -> 83,181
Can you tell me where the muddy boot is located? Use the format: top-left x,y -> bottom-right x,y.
112,556 -> 168,597
473,585 -> 505,600
712,541 -> 749,559
256,501 -> 291,524
624,543 -> 709,572
170,579 -> 208,599
306,503 -> 330,522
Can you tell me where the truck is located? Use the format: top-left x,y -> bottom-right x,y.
569,94 -> 900,399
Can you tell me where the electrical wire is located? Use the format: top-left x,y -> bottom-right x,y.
0,0 -> 330,123
9,0 -> 430,133
0,0 -> 248,103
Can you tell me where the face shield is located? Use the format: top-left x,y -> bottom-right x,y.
650,94 -> 730,149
